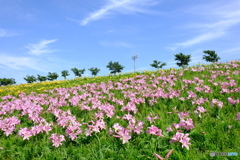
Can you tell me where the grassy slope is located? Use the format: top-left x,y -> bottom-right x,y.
0,62 -> 239,160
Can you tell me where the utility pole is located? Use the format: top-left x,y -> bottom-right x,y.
132,55 -> 138,72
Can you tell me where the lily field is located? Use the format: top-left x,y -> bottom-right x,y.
0,61 -> 239,160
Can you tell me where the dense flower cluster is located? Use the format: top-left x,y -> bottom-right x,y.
0,61 -> 239,152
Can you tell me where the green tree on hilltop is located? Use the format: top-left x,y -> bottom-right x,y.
203,50 -> 220,63
89,68 -> 100,77
47,72 -> 58,81
24,75 -> 37,83
174,53 -> 191,68
61,70 -> 70,79
106,61 -> 124,75
37,74 -> 47,82
71,68 -> 85,77
150,60 -> 167,69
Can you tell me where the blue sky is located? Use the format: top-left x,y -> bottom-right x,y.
1,0 -> 240,84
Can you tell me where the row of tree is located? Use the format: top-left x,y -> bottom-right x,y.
0,50 -> 220,85
150,50 -> 220,69
23,67 -> 100,84
175,50 -> 220,68
23,62 -> 124,83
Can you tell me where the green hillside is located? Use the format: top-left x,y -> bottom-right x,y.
0,61 -> 239,160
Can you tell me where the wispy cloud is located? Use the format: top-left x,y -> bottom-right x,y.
187,18 -> 240,31
172,1 -> 240,48
25,39 -> 58,55
225,47 -> 240,53
0,28 -> 15,37
80,0 -> 159,25
0,52 -> 73,73
106,29 -> 116,34
100,40 -> 133,48
176,31 -> 225,47
0,54 -> 47,71
165,46 -> 178,51
221,47 -> 240,56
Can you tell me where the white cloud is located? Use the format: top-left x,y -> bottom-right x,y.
0,54 -> 47,71
80,0 -> 159,25
221,47 -> 240,56
165,46 -> 178,51
227,47 -> 240,53
0,28 -> 15,37
100,41 -> 133,48
176,31 -> 225,47
187,18 -> 240,32
173,1 -> 240,48
106,29 -> 116,33
25,39 -> 58,55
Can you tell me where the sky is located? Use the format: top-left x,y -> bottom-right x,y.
1,0 -> 240,84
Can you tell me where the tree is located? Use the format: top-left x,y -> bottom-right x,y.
37,74 -> 47,82
47,72 -> 58,81
203,50 -> 220,63
106,61 -> 125,75
61,70 -> 70,79
78,69 -> 85,77
88,67 -> 100,77
0,78 -> 16,86
174,53 -> 191,68
24,75 -> 37,83
150,60 -> 167,69
71,67 -> 79,77
132,55 -> 138,72
71,68 -> 85,77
